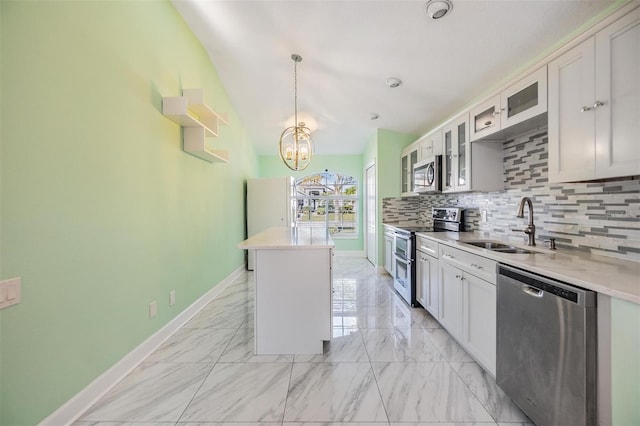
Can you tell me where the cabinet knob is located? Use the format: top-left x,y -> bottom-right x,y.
580,106 -> 592,112
593,100 -> 605,108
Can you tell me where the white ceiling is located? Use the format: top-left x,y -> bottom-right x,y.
172,0 -> 616,156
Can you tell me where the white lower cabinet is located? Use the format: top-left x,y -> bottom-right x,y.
438,261 -> 464,340
416,237 -> 440,319
438,244 -> 497,376
383,229 -> 394,275
254,247 -> 332,354
463,273 -> 496,376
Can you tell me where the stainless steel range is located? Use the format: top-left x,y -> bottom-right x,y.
392,207 -> 464,306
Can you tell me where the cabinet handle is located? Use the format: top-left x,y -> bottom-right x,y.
443,254 -> 454,260
593,100 -> 605,108
470,263 -> 483,269
455,274 -> 462,279
580,106 -> 592,112
492,108 -> 504,116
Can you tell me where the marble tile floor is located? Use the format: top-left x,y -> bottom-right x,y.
75,257 -> 533,426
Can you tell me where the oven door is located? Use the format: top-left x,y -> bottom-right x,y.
393,253 -> 412,305
413,156 -> 442,193
393,231 -> 414,305
394,231 -> 410,259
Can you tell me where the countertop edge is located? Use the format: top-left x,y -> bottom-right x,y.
411,230 -> 640,305
238,227 -> 335,250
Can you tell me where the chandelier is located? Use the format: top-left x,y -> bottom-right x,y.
279,54 -> 314,171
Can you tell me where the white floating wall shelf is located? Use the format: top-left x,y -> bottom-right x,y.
162,88 -> 229,163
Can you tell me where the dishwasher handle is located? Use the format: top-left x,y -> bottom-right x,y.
523,285 -> 543,298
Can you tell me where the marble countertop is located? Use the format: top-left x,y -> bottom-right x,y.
413,230 -> 640,305
238,226 -> 335,250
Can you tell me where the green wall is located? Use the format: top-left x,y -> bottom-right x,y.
611,297 -> 640,426
0,1 -> 258,424
259,155 -> 364,252
363,129 -> 416,266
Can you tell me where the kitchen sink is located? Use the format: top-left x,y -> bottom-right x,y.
464,240 -> 536,254
492,247 -> 536,254
464,241 -> 512,250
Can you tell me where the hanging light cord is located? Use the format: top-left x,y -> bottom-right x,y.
294,57 -> 298,131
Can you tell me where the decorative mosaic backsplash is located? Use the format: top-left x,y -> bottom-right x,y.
383,128 -> 640,262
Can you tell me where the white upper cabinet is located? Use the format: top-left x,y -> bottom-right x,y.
443,113 -> 503,193
549,8 -> 640,182
595,9 -> 640,179
401,128 -> 443,196
400,142 -> 420,196
469,94 -> 502,141
500,66 -> 548,129
470,67 -> 547,142
419,128 -> 443,159
442,113 -> 471,192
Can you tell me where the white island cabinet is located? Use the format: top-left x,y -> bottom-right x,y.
238,227 -> 334,355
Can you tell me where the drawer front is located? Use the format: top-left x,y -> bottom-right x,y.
384,225 -> 396,235
416,236 -> 439,258
439,244 -> 496,284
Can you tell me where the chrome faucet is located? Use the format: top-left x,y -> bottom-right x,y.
514,197 -> 536,246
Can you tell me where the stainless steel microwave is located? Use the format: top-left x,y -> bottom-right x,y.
413,155 -> 442,193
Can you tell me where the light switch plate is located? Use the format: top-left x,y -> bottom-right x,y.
149,301 -> 157,318
0,277 -> 21,309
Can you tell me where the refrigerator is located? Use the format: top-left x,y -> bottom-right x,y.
246,176 -> 296,270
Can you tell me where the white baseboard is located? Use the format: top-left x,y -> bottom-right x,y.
39,265 -> 246,426
377,266 -> 391,275
334,250 -> 365,257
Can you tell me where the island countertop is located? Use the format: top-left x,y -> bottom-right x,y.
238,226 -> 335,250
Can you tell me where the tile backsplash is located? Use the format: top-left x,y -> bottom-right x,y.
383,128 -> 640,262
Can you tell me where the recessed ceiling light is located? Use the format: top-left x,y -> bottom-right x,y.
425,0 -> 453,20
385,78 -> 402,88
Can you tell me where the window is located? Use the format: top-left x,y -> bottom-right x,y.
295,172 -> 358,238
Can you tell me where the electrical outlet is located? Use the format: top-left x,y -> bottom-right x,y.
149,301 -> 157,318
0,277 -> 21,309
169,290 -> 176,306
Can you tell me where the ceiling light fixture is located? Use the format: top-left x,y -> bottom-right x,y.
385,77 -> 402,88
279,54 -> 314,171
425,0 -> 453,20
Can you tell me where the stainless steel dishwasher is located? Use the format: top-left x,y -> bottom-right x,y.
496,264 -> 597,426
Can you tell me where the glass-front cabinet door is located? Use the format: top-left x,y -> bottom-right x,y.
401,154 -> 409,194
457,120 -> 470,191
442,112 -> 470,192
400,143 -> 420,196
443,125 -> 455,192
470,94 -> 501,141
409,149 -> 418,192
500,66 -> 547,128
470,66 -> 547,142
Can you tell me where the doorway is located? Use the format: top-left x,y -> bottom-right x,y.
365,163 -> 376,266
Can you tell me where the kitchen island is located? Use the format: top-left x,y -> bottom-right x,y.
238,226 -> 334,355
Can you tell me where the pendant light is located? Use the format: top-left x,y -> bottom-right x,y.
279,54 -> 314,171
